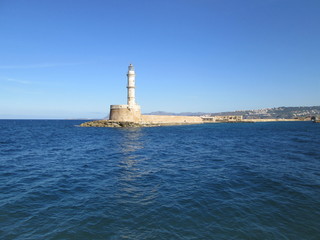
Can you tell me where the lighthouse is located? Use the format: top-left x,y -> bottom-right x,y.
107,64 -> 204,125
109,64 -> 141,122
127,64 -> 136,107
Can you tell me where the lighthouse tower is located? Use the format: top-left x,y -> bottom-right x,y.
109,64 -> 141,122
127,64 -> 136,107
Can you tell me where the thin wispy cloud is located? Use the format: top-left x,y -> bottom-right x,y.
1,86 -> 42,95
0,78 -> 42,94
0,77 -> 33,85
0,62 -> 84,69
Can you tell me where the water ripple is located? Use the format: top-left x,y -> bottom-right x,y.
0,121 -> 319,239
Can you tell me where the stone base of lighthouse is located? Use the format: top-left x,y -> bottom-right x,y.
109,104 -> 141,122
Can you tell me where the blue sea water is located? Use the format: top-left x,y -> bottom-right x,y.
0,120 -> 319,240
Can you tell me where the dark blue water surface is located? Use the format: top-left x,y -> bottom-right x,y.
0,120 -> 319,239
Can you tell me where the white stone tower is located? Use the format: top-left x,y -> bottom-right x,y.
109,64 -> 141,122
127,64 -> 136,107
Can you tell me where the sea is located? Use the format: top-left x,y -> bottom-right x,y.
0,120 -> 319,240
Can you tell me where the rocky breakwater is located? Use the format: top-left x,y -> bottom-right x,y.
79,120 -> 172,128
79,120 -> 203,128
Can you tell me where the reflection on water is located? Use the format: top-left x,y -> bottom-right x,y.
115,128 -> 158,210
118,128 -> 145,171
119,128 -> 145,154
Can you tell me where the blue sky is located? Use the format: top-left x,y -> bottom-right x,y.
0,0 -> 319,119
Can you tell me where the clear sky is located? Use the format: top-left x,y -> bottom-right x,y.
0,0 -> 319,119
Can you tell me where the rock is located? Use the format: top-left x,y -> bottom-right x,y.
79,120 -> 151,128
78,120 -> 205,128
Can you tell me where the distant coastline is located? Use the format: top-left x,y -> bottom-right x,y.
146,106 -> 320,120
79,105 -> 319,128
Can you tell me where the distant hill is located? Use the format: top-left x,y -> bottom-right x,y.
145,106 -> 320,119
